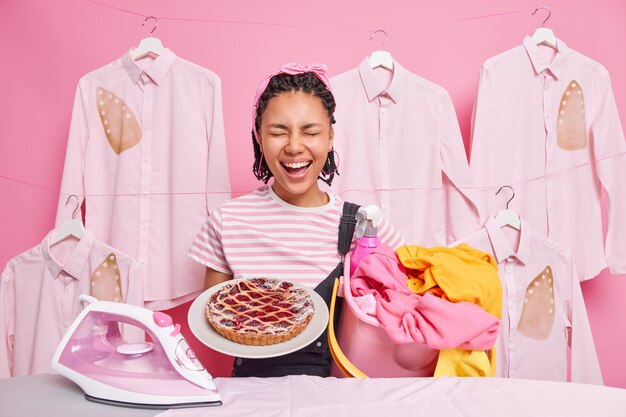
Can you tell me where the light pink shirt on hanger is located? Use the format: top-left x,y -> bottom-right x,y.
54,49 -> 231,309
330,59 -> 478,246
0,230 -> 143,378
470,37 -> 626,280
457,218 -> 603,385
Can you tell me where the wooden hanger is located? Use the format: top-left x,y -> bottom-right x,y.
531,6 -> 557,49
368,29 -> 394,71
132,16 -> 165,60
494,186 -> 521,230
50,195 -> 85,245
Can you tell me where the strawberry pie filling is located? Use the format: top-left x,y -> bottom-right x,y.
206,278 -> 315,342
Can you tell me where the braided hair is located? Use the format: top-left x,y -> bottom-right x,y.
252,72 -> 338,186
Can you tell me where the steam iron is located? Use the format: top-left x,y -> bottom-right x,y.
51,295 -> 222,409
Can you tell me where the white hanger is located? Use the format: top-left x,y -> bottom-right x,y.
132,16 -> 165,60
369,29 -> 394,71
494,186 -> 521,230
531,6 -> 557,49
51,195 -> 85,245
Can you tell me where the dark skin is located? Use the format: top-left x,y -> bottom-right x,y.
204,268 -> 232,290
204,91 -> 334,290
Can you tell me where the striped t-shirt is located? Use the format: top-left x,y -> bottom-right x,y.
188,186 -> 404,287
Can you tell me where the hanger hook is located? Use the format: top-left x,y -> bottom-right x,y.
495,185 -> 515,210
370,29 -> 388,50
531,6 -> 551,27
142,16 -> 158,36
65,194 -> 80,219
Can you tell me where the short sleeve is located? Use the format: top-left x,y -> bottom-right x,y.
188,207 -> 232,275
377,217 -> 406,249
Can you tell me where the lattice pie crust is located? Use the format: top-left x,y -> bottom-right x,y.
206,278 -> 315,346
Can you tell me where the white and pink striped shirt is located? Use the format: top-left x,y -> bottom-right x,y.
188,186 -> 404,287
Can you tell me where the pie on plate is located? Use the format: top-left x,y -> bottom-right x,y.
206,278 -> 315,346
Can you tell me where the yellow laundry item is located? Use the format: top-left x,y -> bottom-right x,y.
396,244 -> 502,377
396,244 -> 502,319
435,348 -> 497,377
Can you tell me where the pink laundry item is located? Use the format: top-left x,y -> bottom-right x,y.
352,294 -> 377,316
350,245 -> 499,350
351,245 -> 412,296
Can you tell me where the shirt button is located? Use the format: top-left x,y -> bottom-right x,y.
235,358 -> 243,366
381,108 -> 387,113
140,258 -> 145,264
143,191 -> 148,195
316,342 -> 322,347
142,224 -> 147,230
63,322 -> 70,328
143,157 -> 148,163
144,93 -> 150,98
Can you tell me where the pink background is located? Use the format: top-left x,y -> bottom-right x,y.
1,0 -> 625,386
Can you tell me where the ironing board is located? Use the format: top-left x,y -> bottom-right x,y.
1,374 -> 625,417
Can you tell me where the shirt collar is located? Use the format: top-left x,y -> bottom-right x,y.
522,36 -> 567,79
484,216 -> 530,265
43,229 -> 96,280
121,48 -> 176,85
357,57 -> 406,103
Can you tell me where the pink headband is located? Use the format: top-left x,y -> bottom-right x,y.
252,63 -> 333,142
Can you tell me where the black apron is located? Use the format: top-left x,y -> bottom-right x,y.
232,202 -> 360,377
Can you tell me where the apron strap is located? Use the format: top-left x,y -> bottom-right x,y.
327,201 -> 368,378
338,202 -> 361,257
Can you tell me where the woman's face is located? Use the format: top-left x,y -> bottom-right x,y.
258,91 -> 334,207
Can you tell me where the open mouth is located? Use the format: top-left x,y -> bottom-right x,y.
281,161 -> 312,177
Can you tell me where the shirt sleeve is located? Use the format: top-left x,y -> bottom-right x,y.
123,256 -> 145,308
205,75 -> 231,213
188,207 -> 232,275
0,262 -> 16,378
438,90 -> 480,243
566,261 -> 604,384
591,68 -> 626,275
117,256 -> 147,342
55,79 -> 89,227
468,65 -> 496,225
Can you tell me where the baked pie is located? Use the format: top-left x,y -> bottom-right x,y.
206,278 -> 315,346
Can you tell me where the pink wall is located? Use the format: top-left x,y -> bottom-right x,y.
1,0 -> 625,386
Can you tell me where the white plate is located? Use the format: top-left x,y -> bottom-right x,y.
188,279 -> 329,359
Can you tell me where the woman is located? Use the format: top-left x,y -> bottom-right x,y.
189,63 -> 404,376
